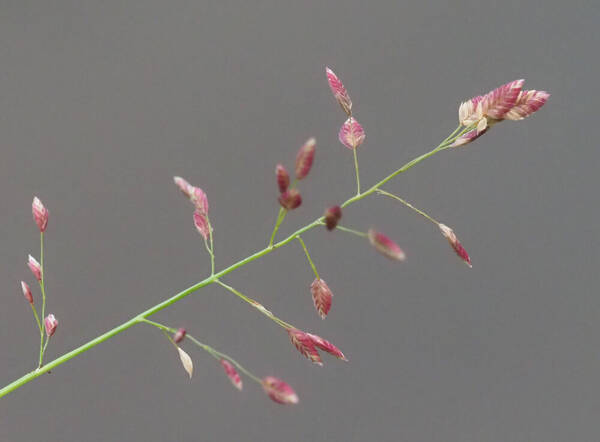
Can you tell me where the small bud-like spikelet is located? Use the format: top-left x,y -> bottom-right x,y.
193,210 -> 211,240
451,127 -> 488,147
287,328 -> 323,365
177,346 -> 194,378
275,164 -> 290,193
190,187 -> 209,215
504,90 -> 550,120
278,189 -> 302,210
220,359 -> 243,391
438,224 -> 472,267
368,229 -> 406,261
173,327 -> 186,343
458,95 -> 484,126
480,79 -> 524,120
28,255 -> 42,281
338,117 -> 365,150
323,206 -> 342,231
248,299 -> 274,316
173,176 -> 193,198
295,137 -> 316,180
306,333 -> 348,361
325,67 -> 353,116
310,278 -> 333,319
21,281 -> 33,304
262,376 -> 299,405
44,314 -> 58,337
32,197 -> 49,233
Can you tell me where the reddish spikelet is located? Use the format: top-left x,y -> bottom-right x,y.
458,95 -> 484,126
306,333 -> 348,361
480,79 -> 524,120
193,210 -> 211,240
287,328 -> 323,365
21,281 -> 33,304
338,117 -> 365,150
32,197 -> 49,233
323,206 -> 342,231
275,164 -> 290,193
262,376 -> 299,405
190,187 -> 209,215
278,189 -> 302,210
504,90 -> 550,120
44,314 -> 58,337
310,278 -> 333,319
438,224 -> 472,267
368,229 -> 406,261
220,359 -> 243,391
325,67 -> 353,116
173,176 -> 193,198
295,138 -> 316,180
451,127 -> 488,147
173,327 -> 186,343
28,255 -> 42,281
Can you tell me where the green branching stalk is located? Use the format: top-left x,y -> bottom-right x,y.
0,125 -> 466,399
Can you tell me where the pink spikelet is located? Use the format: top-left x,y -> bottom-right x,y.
262,376 -> 299,405
504,90 -> 550,120
275,164 -> 290,194
438,223 -> 472,267
323,206 -> 342,231
190,187 -> 209,215
480,79 -> 524,120
287,328 -> 323,365
220,359 -> 243,391
173,176 -> 193,198
28,255 -> 42,281
368,229 -> 406,261
338,117 -> 365,150
32,197 -> 49,233
173,327 -> 186,343
458,95 -> 484,126
44,314 -> 58,337
310,278 -> 333,319
278,189 -> 302,210
325,67 -> 353,116
21,281 -> 33,304
193,210 -> 211,240
306,333 -> 348,361
295,137 -> 316,180
451,127 -> 488,147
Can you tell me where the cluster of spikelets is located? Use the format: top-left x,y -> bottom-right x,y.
16,67 -> 548,405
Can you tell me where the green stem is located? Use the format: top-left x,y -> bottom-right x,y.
376,190 -> 440,225
268,208 -> 287,247
297,236 -> 319,279
215,280 -> 293,329
335,225 -> 368,238
0,126 -> 464,399
207,217 -> 215,275
353,147 -> 361,195
38,232 -> 48,367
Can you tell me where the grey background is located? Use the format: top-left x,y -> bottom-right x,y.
0,0 -> 598,441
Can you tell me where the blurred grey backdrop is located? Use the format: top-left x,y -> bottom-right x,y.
0,1 -> 598,441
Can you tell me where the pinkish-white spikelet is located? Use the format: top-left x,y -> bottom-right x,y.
451,127 -> 488,147
220,359 -> 243,391
367,229 -> 406,261
262,376 -> 299,405
295,137 -> 316,180
306,333 -> 348,361
480,79 -> 524,120
326,67 -> 353,116
193,210 -> 211,240
310,278 -> 333,319
173,327 -> 186,343
287,328 -> 323,366
504,90 -> 550,120
173,176 -> 193,198
44,314 -> 58,337
338,117 -> 365,150
28,255 -> 42,281
32,197 -> 49,233
21,281 -> 33,304
458,95 -> 484,126
438,223 -> 472,267
190,187 -> 209,215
